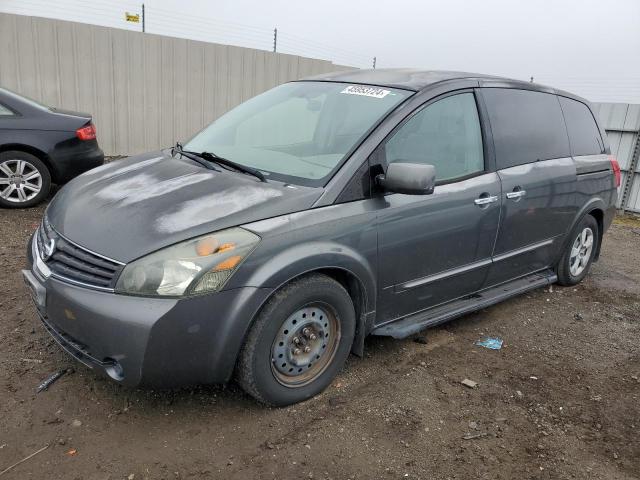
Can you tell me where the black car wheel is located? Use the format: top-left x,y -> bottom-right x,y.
557,214 -> 599,286
237,273 -> 355,406
0,151 -> 51,208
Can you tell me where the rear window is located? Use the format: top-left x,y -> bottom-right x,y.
559,97 -> 604,156
482,88 -> 570,169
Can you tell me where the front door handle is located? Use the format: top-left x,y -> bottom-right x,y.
474,195 -> 498,206
506,189 -> 526,200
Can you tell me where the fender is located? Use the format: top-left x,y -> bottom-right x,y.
234,239 -> 376,312
557,196 -> 607,264
226,237 -> 378,356
1,133 -> 59,179
0,131 -> 59,155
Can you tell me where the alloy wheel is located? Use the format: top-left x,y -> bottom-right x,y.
569,227 -> 594,277
0,159 -> 43,203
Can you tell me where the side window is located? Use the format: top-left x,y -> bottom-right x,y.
482,88 -> 570,169
0,104 -> 15,116
559,97 -> 604,156
384,93 -> 484,182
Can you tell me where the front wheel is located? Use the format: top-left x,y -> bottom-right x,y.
236,274 -> 355,406
557,214 -> 599,286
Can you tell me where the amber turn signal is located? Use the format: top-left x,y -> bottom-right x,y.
217,242 -> 235,253
196,237 -> 237,257
195,236 -> 219,256
213,255 -> 242,271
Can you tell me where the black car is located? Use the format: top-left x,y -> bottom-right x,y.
0,87 -> 104,208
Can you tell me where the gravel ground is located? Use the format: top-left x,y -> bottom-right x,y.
1,201 -> 639,480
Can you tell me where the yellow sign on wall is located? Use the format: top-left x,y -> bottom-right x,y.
125,12 -> 140,23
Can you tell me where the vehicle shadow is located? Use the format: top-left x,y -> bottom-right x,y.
58,309 -> 487,414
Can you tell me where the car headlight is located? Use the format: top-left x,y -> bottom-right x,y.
115,228 -> 260,297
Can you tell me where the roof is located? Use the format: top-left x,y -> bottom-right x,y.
303,68 -> 548,93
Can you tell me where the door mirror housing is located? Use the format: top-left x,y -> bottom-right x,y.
376,162 -> 436,195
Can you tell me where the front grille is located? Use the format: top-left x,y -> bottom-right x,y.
36,216 -> 124,290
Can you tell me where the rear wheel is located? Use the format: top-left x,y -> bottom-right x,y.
237,274 -> 355,406
557,214 -> 599,286
0,151 -> 51,208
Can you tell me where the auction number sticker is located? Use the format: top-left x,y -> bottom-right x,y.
341,85 -> 391,98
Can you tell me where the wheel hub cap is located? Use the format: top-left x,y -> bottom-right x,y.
271,304 -> 340,387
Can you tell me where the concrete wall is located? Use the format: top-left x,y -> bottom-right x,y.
0,12 -> 352,156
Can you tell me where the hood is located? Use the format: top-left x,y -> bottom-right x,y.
47,151 -> 322,262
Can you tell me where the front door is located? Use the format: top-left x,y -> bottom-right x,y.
375,91 -> 501,323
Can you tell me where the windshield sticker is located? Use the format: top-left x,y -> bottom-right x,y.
341,85 -> 391,99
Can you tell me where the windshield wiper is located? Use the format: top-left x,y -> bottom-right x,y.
174,144 -> 266,182
200,151 -> 266,182
173,142 -> 218,171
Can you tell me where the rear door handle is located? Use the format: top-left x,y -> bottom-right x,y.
474,195 -> 498,206
506,189 -> 526,199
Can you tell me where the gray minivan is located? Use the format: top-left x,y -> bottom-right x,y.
23,69 -> 619,406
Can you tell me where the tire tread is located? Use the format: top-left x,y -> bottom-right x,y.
236,273 -> 353,406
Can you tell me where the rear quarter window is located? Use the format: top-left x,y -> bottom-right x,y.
558,97 -> 604,156
482,88 -> 570,169
0,104 -> 15,116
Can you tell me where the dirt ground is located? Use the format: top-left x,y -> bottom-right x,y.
1,201 -> 639,480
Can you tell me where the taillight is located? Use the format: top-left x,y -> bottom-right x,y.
76,123 -> 96,141
609,155 -> 621,188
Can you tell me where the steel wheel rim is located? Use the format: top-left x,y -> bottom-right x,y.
0,159 -> 42,203
569,227 -> 594,277
271,303 -> 341,388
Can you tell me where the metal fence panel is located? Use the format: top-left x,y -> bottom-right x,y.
594,102 -> 640,213
627,174 -> 640,210
0,12 -> 352,156
606,130 -> 637,171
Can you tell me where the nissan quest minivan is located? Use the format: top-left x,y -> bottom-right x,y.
23,69 -> 619,406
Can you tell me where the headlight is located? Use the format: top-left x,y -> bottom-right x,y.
115,228 -> 260,297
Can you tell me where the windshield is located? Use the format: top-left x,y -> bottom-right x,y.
184,82 -> 412,186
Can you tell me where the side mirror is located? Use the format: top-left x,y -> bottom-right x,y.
376,162 -> 436,195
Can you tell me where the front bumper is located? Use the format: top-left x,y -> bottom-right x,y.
24,235 -> 273,387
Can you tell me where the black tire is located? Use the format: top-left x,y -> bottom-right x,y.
557,214 -> 599,286
0,150 -> 51,208
237,274 -> 356,407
